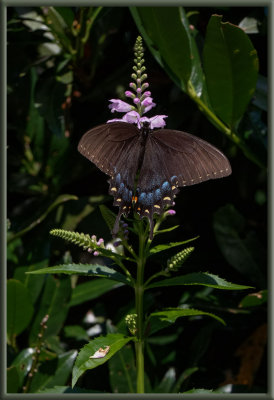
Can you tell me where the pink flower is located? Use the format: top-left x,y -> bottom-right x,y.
149,115 -> 168,129
142,96 -> 156,113
108,99 -> 132,113
93,251 -> 100,256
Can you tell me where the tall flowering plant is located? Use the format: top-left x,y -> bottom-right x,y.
28,37 -> 252,394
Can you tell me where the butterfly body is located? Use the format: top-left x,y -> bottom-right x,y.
78,121 -> 231,239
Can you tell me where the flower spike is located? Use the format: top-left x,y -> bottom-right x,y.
107,36 -> 167,129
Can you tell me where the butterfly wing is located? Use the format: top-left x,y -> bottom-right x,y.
78,122 -> 140,176
78,122 -> 142,234
152,129 -> 232,186
135,129 -> 231,238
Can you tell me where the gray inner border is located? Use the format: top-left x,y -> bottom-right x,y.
1,0 -> 273,399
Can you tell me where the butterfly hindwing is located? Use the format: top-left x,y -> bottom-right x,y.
151,129 -> 232,186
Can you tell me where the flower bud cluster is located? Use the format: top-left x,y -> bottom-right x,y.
167,247 -> 195,271
125,313 -> 137,335
88,235 -> 105,256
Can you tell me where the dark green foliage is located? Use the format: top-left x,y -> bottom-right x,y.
7,5 -> 267,394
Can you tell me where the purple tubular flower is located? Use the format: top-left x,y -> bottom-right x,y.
149,115 -> 168,129
142,97 -> 156,113
109,99 -> 133,113
107,118 -> 127,124
122,111 -> 141,126
97,238 -> 104,246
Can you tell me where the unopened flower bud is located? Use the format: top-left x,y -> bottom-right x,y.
167,209 -> 176,216
129,82 -> 136,90
93,251 -> 99,256
125,90 -> 135,98
141,82 -> 149,90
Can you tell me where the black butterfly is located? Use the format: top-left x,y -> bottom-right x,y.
78,121 -> 231,239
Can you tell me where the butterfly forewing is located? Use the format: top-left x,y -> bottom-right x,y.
78,122 -> 140,176
78,122 -> 143,230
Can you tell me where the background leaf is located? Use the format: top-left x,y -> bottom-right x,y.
29,275 -> 71,344
30,350 -> 77,393
130,7 -> 191,87
148,308 -> 225,336
11,348 -> 35,387
70,278 -> 124,307
213,204 -> 266,288
7,366 -> 20,393
7,279 -> 34,342
203,14 -> 259,128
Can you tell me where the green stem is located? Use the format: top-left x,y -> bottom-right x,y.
134,222 -> 146,393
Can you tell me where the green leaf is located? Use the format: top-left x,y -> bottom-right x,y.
30,350 -> 77,393
7,279 -> 34,342
7,366 -> 20,393
213,204 -> 266,288
44,7 -> 71,52
148,308 -> 225,336
146,272 -> 253,290
70,278 -> 124,306
239,290 -> 267,308
99,204 -> 117,232
130,7 -> 191,86
149,237 -> 198,256
153,367 -> 176,393
14,260 -> 48,304
155,225 -> 179,235
109,343 -> 136,393
11,348 -> 35,387
7,194 -> 78,244
38,386 -> 100,393
172,367 -> 199,393
179,8 -> 209,103
27,264 -> 132,286
29,275 -> 71,344
184,388 -> 213,394
72,333 -> 133,387
64,325 -> 89,342
54,7 -> 75,27
203,14 -> 259,128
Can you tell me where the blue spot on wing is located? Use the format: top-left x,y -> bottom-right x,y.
154,189 -> 161,201
139,192 -> 146,204
162,181 -> 170,192
122,187 -> 129,202
118,182 -> 125,194
115,173 -> 121,185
